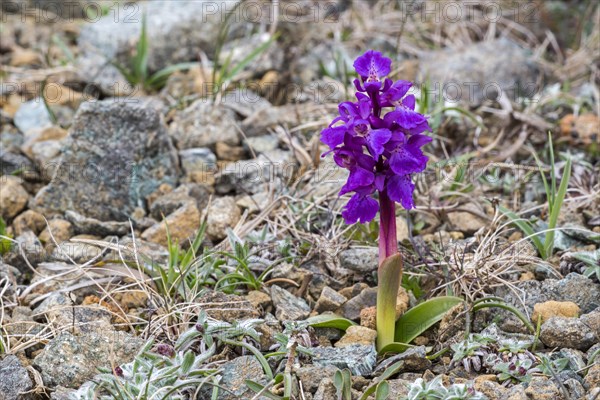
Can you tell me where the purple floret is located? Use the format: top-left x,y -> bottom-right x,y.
320,49 -> 431,224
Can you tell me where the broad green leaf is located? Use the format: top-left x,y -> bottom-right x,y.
377,254 -> 403,351
394,296 -> 463,344
306,314 -> 356,331
378,342 -> 415,355
375,381 -> 390,400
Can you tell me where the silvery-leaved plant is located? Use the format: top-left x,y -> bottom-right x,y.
404,376 -> 486,400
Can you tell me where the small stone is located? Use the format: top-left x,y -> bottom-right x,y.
339,247 -> 378,273
396,216 -> 409,242
335,325 -> 377,347
10,47 -> 40,66
0,355 -> 33,400
524,376 -> 561,400
447,207 -> 487,235
313,378 -> 337,400
338,283 -> 369,299
13,99 -> 52,134
205,196 -> 241,241
33,330 -> 143,388
246,290 -> 272,312
584,363 -> 600,390
215,142 -> 246,161
141,202 -> 201,246
21,126 -> 68,159
532,301 -> 580,324
449,231 -> 464,240
360,306 -> 377,330
339,287 -> 377,321
312,344 -> 377,376
473,377 -> 506,400
503,384 -> 527,400
385,379 -> 412,399
198,356 -> 265,400
271,285 -> 310,321
196,290 -> 259,323
12,209 -> 45,236
373,346 -> 431,375
519,271 -> 535,281
149,184 -> 209,221
244,135 -> 279,154
65,210 -> 130,236
296,365 -> 339,393
314,286 -> 347,313
4,230 -> 45,272
0,176 -> 29,220
179,148 -> 217,176
39,219 -> 73,246
581,309 -> 600,338
170,101 -> 239,149
33,292 -> 113,333
540,316 -> 598,351
51,235 -> 102,264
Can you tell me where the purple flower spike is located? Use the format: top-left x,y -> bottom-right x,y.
320,49 -> 431,226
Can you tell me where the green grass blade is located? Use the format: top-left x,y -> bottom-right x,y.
499,205 -> 546,259
245,380 -> 284,400
146,62 -> 200,90
394,296 -> 463,344
358,360 -> 405,400
375,381 -> 390,400
544,157 -> 571,258
223,33 -> 278,83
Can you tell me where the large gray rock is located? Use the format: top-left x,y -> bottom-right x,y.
31,100 -> 178,221
77,0 -> 244,93
417,38 -> 541,106
33,330 -> 143,388
0,355 -> 33,400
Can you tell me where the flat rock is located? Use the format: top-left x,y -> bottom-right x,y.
142,202 -> 201,246
312,344 -> 377,376
169,101 -> 240,149
33,330 -> 143,388
270,285 -> 310,321
338,287 -> 377,321
0,355 -> 33,400
339,247 -> 378,273
31,100 -> 178,221
65,210 -> 130,236
540,316 -> 598,351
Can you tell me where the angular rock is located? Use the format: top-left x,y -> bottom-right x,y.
199,356 -> 265,400
51,238 -> 102,264
0,176 -> 29,220
33,330 -> 143,388
179,148 -> 217,176
313,378 -> 337,400
314,286 -> 347,313
339,247 -> 378,273
13,99 -> 52,134
338,287 -> 377,321
220,33 -> 283,76
312,344 -> 377,376
447,207 -> 487,235
373,346 -> 431,375
585,363 -> 600,391
243,134 -> 279,154
169,101 -> 240,149
223,89 -> 272,118
38,219 -> 73,246
524,376 -> 561,400
196,290 -> 259,323
0,355 -> 33,400
540,316 -> 598,351
77,0 -> 243,93
12,209 -> 45,236
64,210 -> 130,236
149,183 -> 210,221
31,100 -> 178,221
270,285 -> 310,321
0,147 -> 34,177
142,202 -> 201,246
3,230 -> 45,272
335,325 -> 377,347
205,196 -> 241,241
295,365 -> 339,393
33,292 -> 113,333
417,38 -> 540,106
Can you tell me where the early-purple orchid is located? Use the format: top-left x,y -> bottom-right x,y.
321,50 -> 432,350
321,50 -> 431,256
